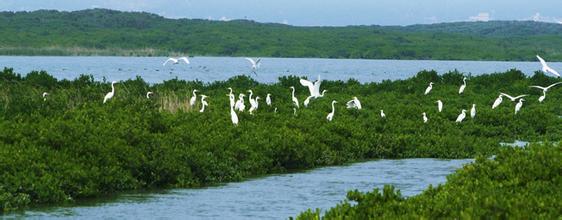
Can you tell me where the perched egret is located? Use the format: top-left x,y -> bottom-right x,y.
199,95 -> 208,112
326,100 -> 337,121
346,97 -> 362,110
274,107 -> 278,113
456,109 -> 467,123
245,57 -> 261,75
228,94 -> 239,126
436,100 -> 443,112
300,75 -> 323,97
459,77 -> 467,94
514,99 -> 524,114
103,81 -> 117,104
536,55 -> 560,77
529,82 -> 562,102
293,107 -> 297,116
500,93 -> 528,102
492,94 -> 503,109
380,110 -> 386,118
227,89 -> 235,107
290,86 -> 299,108
235,94 -> 246,112
249,96 -> 260,115
163,57 -> 190,66
422,112 -> 428,123
227,87 -> 233,96
146,91 -> 153,99
266,93 -> 272,106
247,90 -> 255,106
424,82 -> 434,95
470,104 -> 476,118
42,92 -> 48,101
190,89 -> 198,107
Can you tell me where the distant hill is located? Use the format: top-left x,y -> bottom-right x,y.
0,9 -> 561,61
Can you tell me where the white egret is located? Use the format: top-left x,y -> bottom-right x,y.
42,92 -> 48,101
228,94 -> 239,126
536,55 -> 560,77
235,94 -> 246,112
146,91 -> 153,99
422,112 -> 428,123
514,99 -> 524,114
456,109 -> 467,123
303,90 -> 327,107
163,57 -> 190,66
227,87 -> 233,96
470,104 -> 476,118
189,89 -> 198,107
436,100 -> 443,112
500,93 -> 528,102
245,57 -> 261,74
529,82 -> 562,102
249,96 -> 260,115
199,95 -> 208,112
293,107 -> 297,116
326,100 -> 337,121
424,82 -> 434,95
459,77 -> 467,94
103,81 -> 117,104
492,94 -> 503,109
380,110 -> 386,118
346,97 -> 362,110
266,93 -> 272,106
227,88 -> 235,107
247,90 -> 255,106
300,75 -> 322,97
290,86 -> 299,108
274,107 -> 278,113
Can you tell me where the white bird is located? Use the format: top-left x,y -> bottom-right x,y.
424,82 -> 434,95
103,81 -> 117,104
346,97 -> 362,110
266,93 -> 272,106
536,55 -> 560,77
514,99 -> 524,114
470,104 -> 476,118
199,95 -> 208,112
456,109 -> 467,123
459,77 -> 467,94
492,94 -> 503,109
500,93 -> 528,102
249,96 -> 260,115
228,94 -> 239,126
300,75 -> 322,98
227,88 -> 235,107
235,94 -> 246,112
422,112 -> 428,123
163,57 -> 190,66
436,100 -> 443,112
190,89 -> 198,107
42,92 -> 48,101
247,90 -> 255,106
293,107 -> 297,116
227,87 -> 233,96
290,86 -> 299,108
245,57 -> 261,75
380,110 -> 386,118
529,82 -> 562,102
326,100 -> 337,121
146,91 -> 153,99
303,90 -> 327,107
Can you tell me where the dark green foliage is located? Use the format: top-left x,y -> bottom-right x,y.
1,9 -> 562,60
296,143 -> 562,219
0,67 -> 560,212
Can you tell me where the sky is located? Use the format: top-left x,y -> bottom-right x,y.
1,0 -> 561,26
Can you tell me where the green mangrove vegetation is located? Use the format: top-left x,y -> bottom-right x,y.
296,143 -> 562,219
0,67 -> 560,212
1,9 -> 562,60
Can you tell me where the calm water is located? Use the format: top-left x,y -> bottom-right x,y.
7,159 -> 472,219
1,56 -> 559,83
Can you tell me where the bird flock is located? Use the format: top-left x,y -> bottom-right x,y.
41,55 -> 561,126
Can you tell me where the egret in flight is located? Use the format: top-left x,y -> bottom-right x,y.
422,112 -> 428,123
235,94 -> 246,112
536,55 -> 560,77
529,82 -> 562,102
424,82 -> 434,95
326,100 -> 337,121
456,109 -> 467,123
245,57 -> 261,75
190,89 -> 198,107
199,95 -> 208,112
346,97 -> 362,110
146,91 -> 153,99
500,93 -> 528,102
436,100 -> 443,112
514,99 -> 524,114
42,92 -> 48,101
163,57 -> 190,66
459,77 -> 467,94
228,94 -> 238,126
470,104 -> 476,118
492,94 -> 503,109
300,75 -> 323,98
380,110 -> 386,118
303,90 -> 327,107
103,81 -> 118,104
266,93 -> 272,106
290,86 -> 299,108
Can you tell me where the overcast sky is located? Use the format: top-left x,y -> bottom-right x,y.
1,0 -> 561,26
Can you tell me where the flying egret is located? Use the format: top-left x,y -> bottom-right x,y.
492,94 -> 503,109
500,93 -> 528,102
266,93 -> 272,106
424,82 -> 434,95
422,112 -> 428,123
235,94 -> 246,112
290,86 -> 299,108
228,94 -> 238,126
146,91 -> 153,99
303,90 -> 327,107
245,57 -> 261,75
103,81 -> 118,104
190,89 -> 198,107
249,96 -> 260,115
346,97 -> 362,110
514,99 -> 524,114
456,109 -> 467,123
529,82 -> 562,102
459,77 -> 467,94
199,95 -> 208,112
536,55 -> 560,77
42,92 -> 48,101
300,75 -> 322,97
326,100 -> 337,121
380,110 -> 386,118
470,104 -> 476,118
163,57 -> 190,66
436,100 -> 443,112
